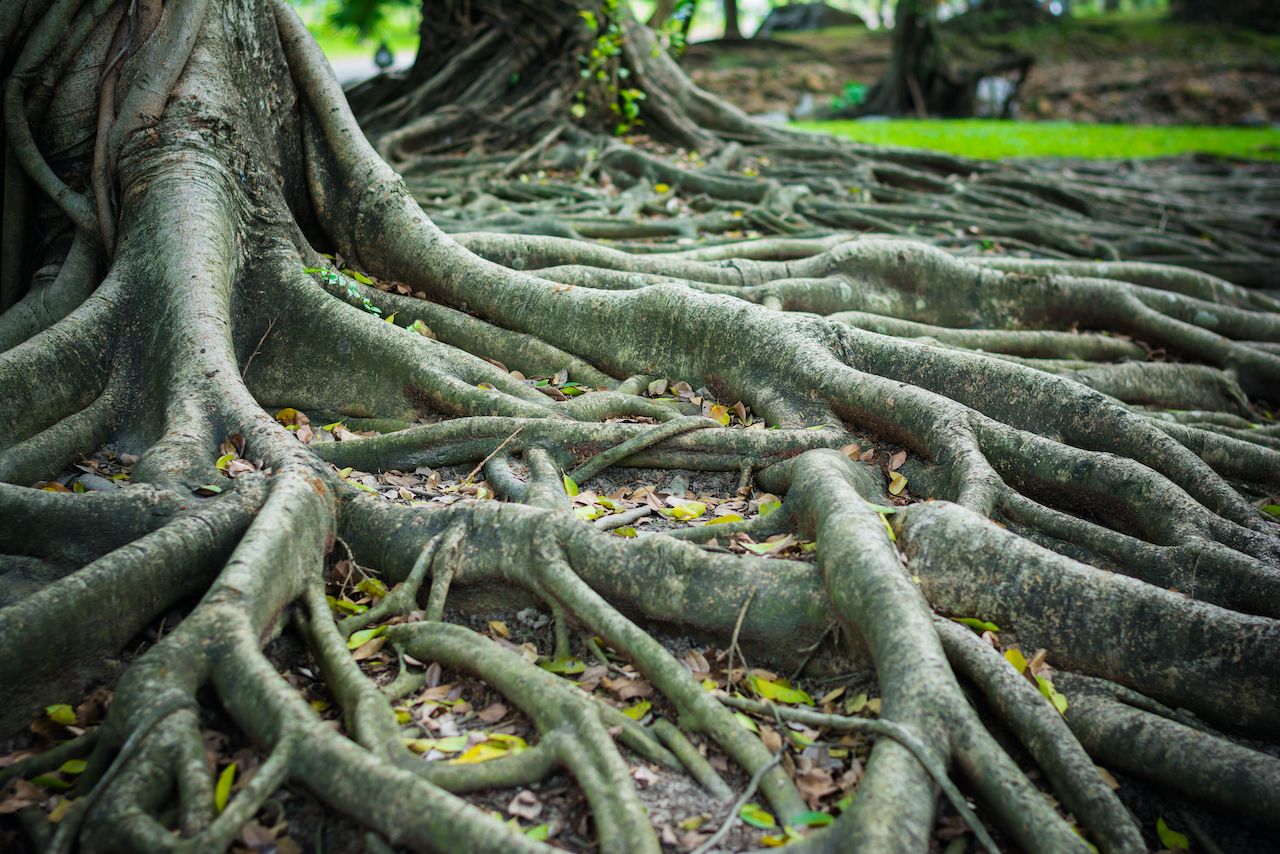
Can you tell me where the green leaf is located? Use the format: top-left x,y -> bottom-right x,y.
330,596 -> 367,615
58,759 -> 87,775
30,774 -> 71,790
748,674 -> 814,706
46,704 -> 77,726
562,474 -> 579,497
757,500 -> 782,516
622,700 -> 652,720
574,505 -> 606,521
743,539 -> 788,555
195,483 -> 223,495
788,811 -> 835,828
1262,504 -> 1280,518
214,762 -> 236,813
526,824 -> 550,841
1156,817 -> 1189,850
538,657 -> 586,675
611,526 -> 637,537
347,625 -> 387,650
953,617 -> 1000,634
356,578 -> 388,599
1036,675 -> 1069,714
215,452 -> 236,471
862,502 -> 899,514
733,712 -> 759,732
739,803 -> 776,830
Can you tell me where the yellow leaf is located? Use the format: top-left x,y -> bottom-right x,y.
214,762 -> 236,813
708,404 -> 731,426
654,182 -> 671,193
667,501 -> 706,520
563,474 -> 579,496
46,704 -> 76,725
215,452 -> 235,471
488,620 -> 511,638
888,470 -> 908,496
1004,647 -> 1028,673
274,408 -> 299,425
48,797 -> 74,823
748,674 -> 814,706
448,743 -> 510,765
623,700 -> 652,720
703,514 -> 744,525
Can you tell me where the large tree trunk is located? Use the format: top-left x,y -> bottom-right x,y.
860,0 -> 959,116
1,1 -> 1279,852
723,0 -> 743,39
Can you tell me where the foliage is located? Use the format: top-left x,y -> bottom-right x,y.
574,0 -> 646,134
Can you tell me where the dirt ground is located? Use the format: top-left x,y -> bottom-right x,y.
682,16 -> 1280,126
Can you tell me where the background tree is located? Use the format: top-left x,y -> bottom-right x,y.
1,1 -> 1278,851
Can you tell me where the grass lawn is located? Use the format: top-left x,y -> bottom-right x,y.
791,120 -> 1280,161
295,3 -> 420,58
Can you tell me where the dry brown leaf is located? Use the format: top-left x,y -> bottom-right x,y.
476,703 -> 508,723
0,780 -> 44,814
352,637 -> 386,660
507,789 -> 542,820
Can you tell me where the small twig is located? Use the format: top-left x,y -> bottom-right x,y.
594,505 -> 652,530
907,72 -> 927,119
725,588 -> 756,687
691,753 -> 782,854
462,426 -> 523,485
241,316 -> 276,379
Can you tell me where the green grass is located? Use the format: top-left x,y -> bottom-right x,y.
295,4 -> 420,59
791,120 -> 1280,161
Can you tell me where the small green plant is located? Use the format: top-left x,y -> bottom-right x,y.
574,0 -> 646,135
830,81 -> 869,113
304,266 -> 382,315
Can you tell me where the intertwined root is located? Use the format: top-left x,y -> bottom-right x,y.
3,0 -> 1280,851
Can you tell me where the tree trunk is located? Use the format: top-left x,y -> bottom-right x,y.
1,1 -> 1279,852
723,0 -> 743,39
860,0 -> 958,116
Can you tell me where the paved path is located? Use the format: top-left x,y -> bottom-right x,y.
327,51 -> 412,86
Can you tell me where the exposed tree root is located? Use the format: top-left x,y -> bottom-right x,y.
1,1 -> 1278,852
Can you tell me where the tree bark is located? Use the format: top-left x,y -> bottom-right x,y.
723,0 -> 743,39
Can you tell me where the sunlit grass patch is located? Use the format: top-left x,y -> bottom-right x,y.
792,119 -> 1280,161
